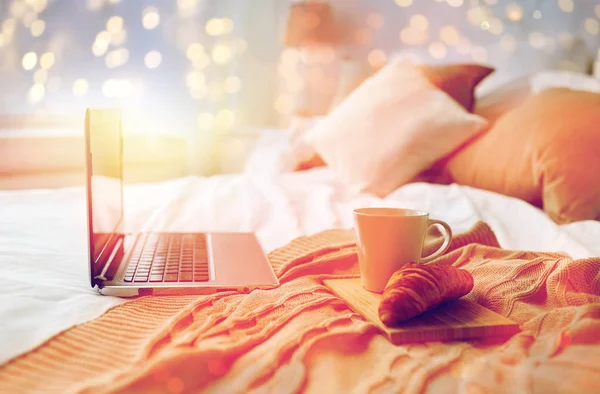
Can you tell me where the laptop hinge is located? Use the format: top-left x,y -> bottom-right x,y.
95,237 -> 123,282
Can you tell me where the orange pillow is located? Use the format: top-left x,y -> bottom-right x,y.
446,88 -> 600,223
418,64 -> 494,112
294,63 -> 494,171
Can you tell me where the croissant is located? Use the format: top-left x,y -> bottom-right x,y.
378,263 -> 474,326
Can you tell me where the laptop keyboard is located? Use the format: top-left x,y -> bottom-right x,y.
123,233 -> 210,283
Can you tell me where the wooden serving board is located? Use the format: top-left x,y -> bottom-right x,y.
324,278 -> 520,345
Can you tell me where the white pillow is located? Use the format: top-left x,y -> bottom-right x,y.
298,59 -> 488,197
530,70 -> 600,95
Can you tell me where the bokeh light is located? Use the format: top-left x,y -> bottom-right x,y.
410,14 -> 429,31
368,49 -> 387,68
186,71 -> 205,89
584,18 -> 599,35
224,76 -> 242,93
72,79 -> 90,97
558,0 -> 574,13
400,27 -> 428,45
505,2 -> 523,21
30,20 -> 45,37
186,43 -> 204,60
428,41 -> 447,59
471,46 -> 488,62
446,0 -> 464,8
28,84 -> 45,104
106,16 -> 124,34
40,52 -> 55,70
105,49 -> 129,69
205,18 -> 233,36
142,7 -> 160,30
212,44 -> 232,65
33,69 -> 48,85
528,31 -> 546,49
144,51 -> 163,69
102,79 -> 132,99
22,52 -> 38,71
440,26 -> 460,45
395,0 -> 413,7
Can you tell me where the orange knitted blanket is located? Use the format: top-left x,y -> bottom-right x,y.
2,222 -> 600,394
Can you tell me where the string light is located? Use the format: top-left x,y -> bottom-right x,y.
186,43 -> 204,60
211,44 -> 232,65
584,18 -> 599,35
224,76 -> 241,93
394,0 -> 412,7
32,0 -> 49,13
40,52 -> 55,69
3,0 -> 599,124
558,0 -> 574,13
22,52 -> 37,70
471,46 -> 488,62
33,69 -> 48,84
400,27 -> 428,45
142,7 -> 160,29
429,41 -> 447,59
106,16 -> 124,34
528,32 -> 546,49
28,84 -> 45,104
440,26 -> 460,45
105,48 -> 129,68
410,14 -> 429,31
186,71 -> 205,89
367,49 -> 387,68
72,79 -> 89,97
144,50 -> 162,68
30,20 -> 45,37
446,0 -> 464,7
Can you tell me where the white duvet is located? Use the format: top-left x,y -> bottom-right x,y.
1,168 -> 599,364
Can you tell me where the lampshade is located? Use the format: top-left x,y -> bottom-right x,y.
283,1 -> 336,47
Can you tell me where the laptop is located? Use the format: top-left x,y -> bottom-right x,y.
85,109 -> 279,297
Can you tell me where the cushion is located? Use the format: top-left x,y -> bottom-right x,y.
292,61 -> 493,172
418,63 -> 494,111
297,59 -> 488,197
446,88 -> 600,223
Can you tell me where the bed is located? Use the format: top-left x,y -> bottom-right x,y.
3,37 -> 600,393
1,162 -> 600,392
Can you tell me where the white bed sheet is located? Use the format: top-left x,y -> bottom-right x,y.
1,169 -> 599,365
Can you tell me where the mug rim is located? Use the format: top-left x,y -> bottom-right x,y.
353,207 -> 429,217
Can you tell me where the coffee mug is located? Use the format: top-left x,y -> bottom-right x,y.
353,208 -> 453,293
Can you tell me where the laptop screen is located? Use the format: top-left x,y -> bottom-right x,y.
85,109 -> 124,286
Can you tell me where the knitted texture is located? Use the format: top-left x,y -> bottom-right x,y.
1,222 -> 599,394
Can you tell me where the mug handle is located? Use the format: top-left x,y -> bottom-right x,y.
420,219 -> 453,263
